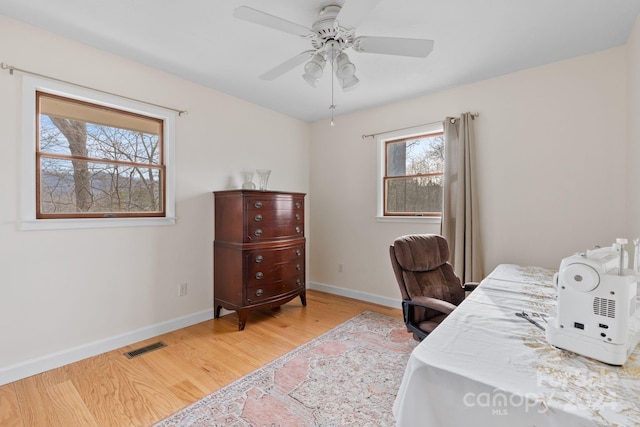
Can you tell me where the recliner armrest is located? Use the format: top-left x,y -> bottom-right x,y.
406,296 -> 457,315
463,282 -> 479,292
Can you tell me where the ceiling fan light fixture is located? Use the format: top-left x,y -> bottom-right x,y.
302,53 -> 326,87
340,74 -> 360,90
335,52 -> 356,79
303,73 -> 320,87
304,54 -> 326,78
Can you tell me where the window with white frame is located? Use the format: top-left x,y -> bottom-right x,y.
22,76 -> 176,229
377,123 -> 444,220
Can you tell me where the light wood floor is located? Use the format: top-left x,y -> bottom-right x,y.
0,290 -> 403,427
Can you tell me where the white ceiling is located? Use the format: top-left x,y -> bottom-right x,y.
2,0 -> 640,122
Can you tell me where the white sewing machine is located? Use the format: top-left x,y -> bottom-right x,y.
546,238 -> 640,365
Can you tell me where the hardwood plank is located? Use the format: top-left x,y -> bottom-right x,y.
14,374 -> 64,427
45,380 -> 99,427
0,384 -> 23,427
5,290 -> 402,426
105,354 -> 187,426
167,379 -> 205,404
64,353 -> 140,427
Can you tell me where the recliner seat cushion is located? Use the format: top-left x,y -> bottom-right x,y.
402,269 -> 463,307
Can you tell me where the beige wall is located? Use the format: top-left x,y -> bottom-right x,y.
0,16 -> 310,381
627,15 -> 640,239
309,46 -> 627,303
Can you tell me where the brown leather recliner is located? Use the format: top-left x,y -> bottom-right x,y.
389,234 -> 477,341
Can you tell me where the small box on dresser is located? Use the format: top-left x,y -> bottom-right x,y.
213,189 -> 306,330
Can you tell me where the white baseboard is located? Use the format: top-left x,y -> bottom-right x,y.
307,281 -> 401,309
0,308 -> 214,387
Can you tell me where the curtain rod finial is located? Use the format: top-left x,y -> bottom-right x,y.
0,62 -> 13,74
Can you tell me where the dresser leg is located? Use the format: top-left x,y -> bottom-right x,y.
300,292 -> 307,306
214,304 -> 222,319
237,311 -> 248,331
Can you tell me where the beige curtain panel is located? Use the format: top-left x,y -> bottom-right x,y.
442,112 -> 483,283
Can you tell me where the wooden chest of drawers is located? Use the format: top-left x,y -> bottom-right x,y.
213,190 -> 306,330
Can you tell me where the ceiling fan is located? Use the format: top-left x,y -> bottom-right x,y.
233,0 -> 434,91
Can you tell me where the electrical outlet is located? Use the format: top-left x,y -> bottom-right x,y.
179,282 -> 188,296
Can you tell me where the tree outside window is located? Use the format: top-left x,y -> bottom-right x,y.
36,92 -> 165,219
384,132 -> 443,216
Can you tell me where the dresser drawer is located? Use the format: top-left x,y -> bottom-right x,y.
246,224 -> 303,241
246,244 -> 304,265
245,196 -> 304,211
246,260 -> 304,286
247,209 -> 304,226
245,275 -> 305,304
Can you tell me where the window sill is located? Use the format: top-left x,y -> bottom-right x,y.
21,217 -> 176,231
376,216 -> 442,224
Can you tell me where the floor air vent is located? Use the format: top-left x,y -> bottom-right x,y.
124,341 -> 167,359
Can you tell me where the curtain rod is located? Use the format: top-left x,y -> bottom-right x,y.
1,62 -> 188,116
361,112 -> 479,140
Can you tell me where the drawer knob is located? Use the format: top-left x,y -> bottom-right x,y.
295,213 -> 301,220
254,214 -> 263,222
256,272 -> 263,279
296,264 -> 302,271
254,201 -> 263,208
295,202 -> 301,208
255,255 -> 263,263
256,288 -> 264,296
295,249 -> 301,256
295,226 -> 301,233
254,229 -> 263,236
296,278 -> 302,286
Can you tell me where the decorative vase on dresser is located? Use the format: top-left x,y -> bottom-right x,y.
213,189 -> 306,330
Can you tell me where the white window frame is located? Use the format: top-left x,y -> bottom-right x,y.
21,75 -> 176,230
376,122 -> 444,223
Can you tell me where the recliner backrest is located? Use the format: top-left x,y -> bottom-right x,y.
393,234 -> 450,272
391,234 -> 464,313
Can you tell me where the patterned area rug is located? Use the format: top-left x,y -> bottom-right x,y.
154,310 -> 417,427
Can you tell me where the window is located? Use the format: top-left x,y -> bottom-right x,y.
22,76 -> 175,229
376,123 -> 444,221
37,92 -> 165,218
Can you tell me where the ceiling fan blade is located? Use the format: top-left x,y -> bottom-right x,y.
335,0 -> 382,30
233,6 -> 310,37
259,50 -> 315,80
354,36 -> 434,57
